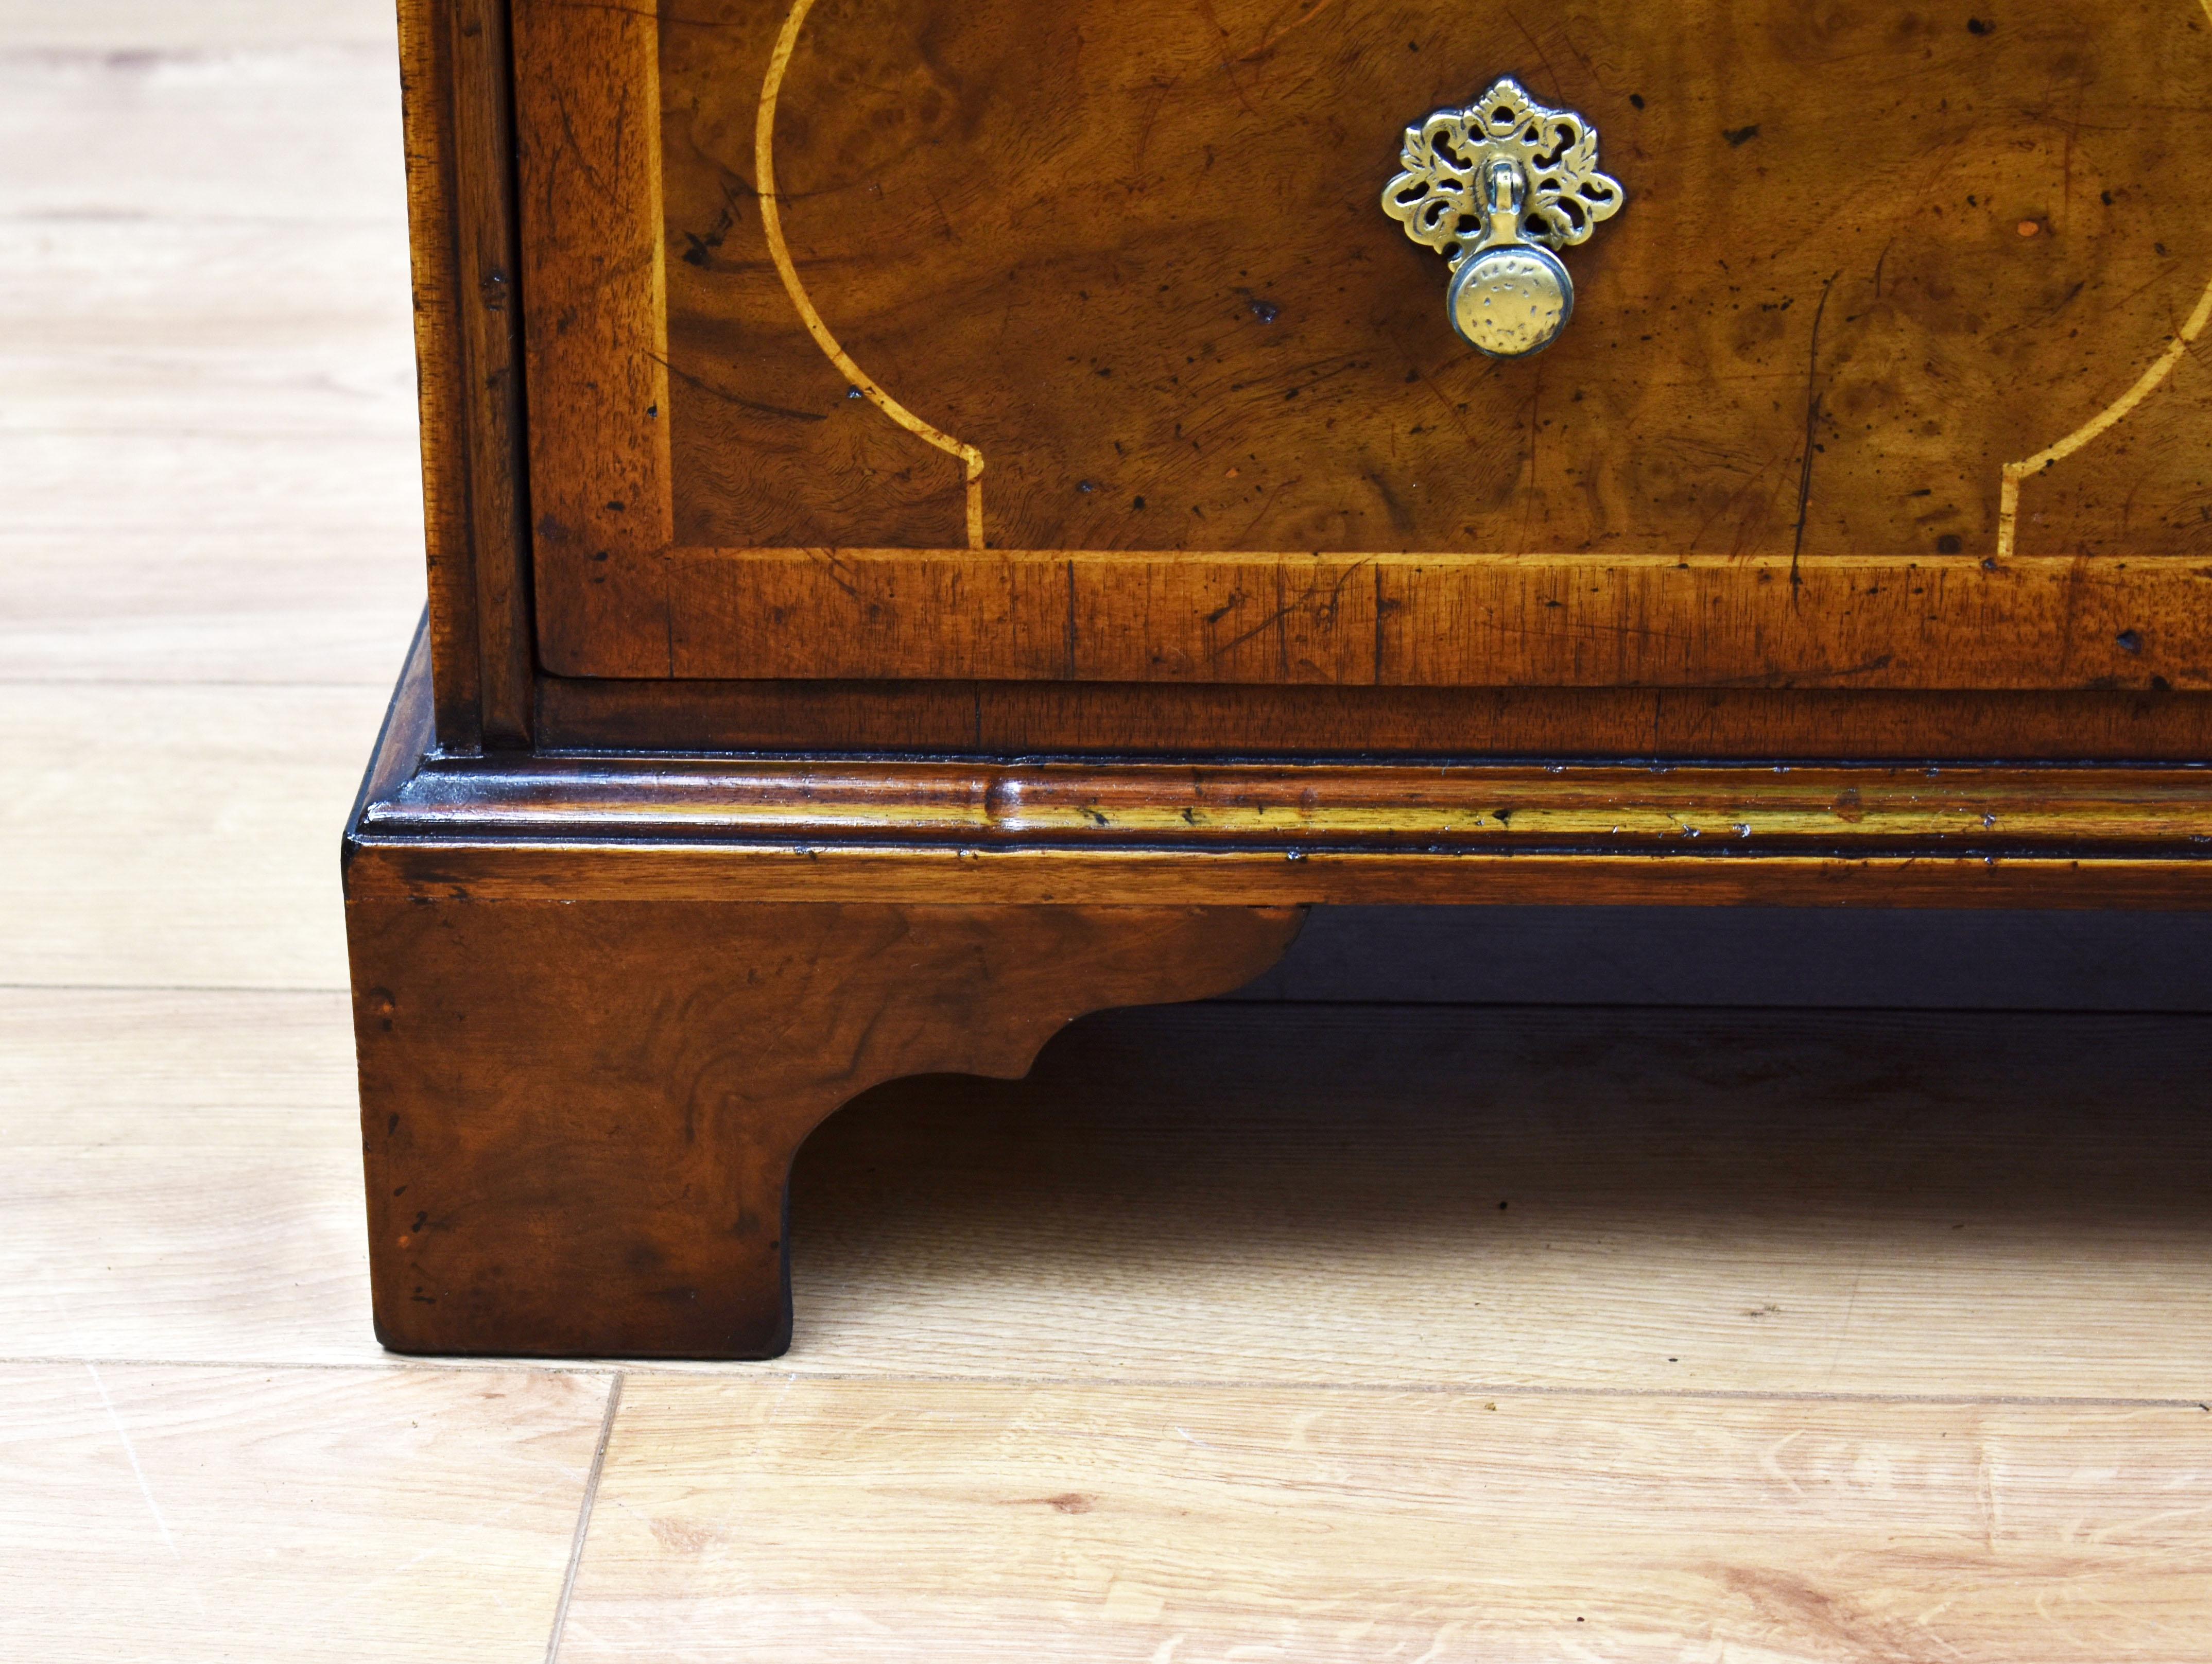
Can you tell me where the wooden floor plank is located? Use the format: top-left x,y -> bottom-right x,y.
0,0 -> 396,50
770,1003 -> 2212,1399
0,991 -> 376,1365
0,45 -> 406,223
5,1145 -> 374,1366
0,47 -> 425,685
564,1375 -> 2212,1662
1,215 -> 413,397
14,985 -> 2212,1398
0,446 -> 425,685
0,989 -> 356,1146
0,1362 -> 610,1663
1,684 -> 390,991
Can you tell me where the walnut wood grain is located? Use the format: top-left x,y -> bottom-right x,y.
368,9 -> 2212,1370
351,754 -> 2212,910
682,0 -> 2212,563
351,898 -> 1303,1358
346,628 -> 2212,913
447,0 -> 532,747
647,547 -> 2212,688
396,0 -> 532,748
358,753 -> 2212,855
350,843 -> 2212,910
512,0 -> 2212,687
539,677 -> 2212,761
395,0 -> 481,744
510,0 -> 671,673
342,594 -> 2212,1365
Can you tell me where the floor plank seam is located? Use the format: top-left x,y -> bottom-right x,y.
0,1354 -> 626,1380
9,1354 -> 2202,1410
546,1371 -> 624,1664
0,678 -> 404,690
0,214 -> 407,230
581,1372 -> 2212,1408
0,983 -> 353,995
0,45 -> 396,65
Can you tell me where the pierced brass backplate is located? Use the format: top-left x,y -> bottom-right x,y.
1381,77 -> 1626,357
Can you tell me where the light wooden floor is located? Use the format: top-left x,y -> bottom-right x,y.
6,4 -> 2212,1658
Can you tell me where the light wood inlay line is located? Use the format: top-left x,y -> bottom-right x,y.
755,0 -> 989,550
1996,0 -> 2212,560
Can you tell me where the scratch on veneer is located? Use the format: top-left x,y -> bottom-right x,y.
756,0 -> 988,550
1995,0 -> 2212,560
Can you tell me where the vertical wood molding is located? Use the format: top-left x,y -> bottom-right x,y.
510,0 -> 673,677
395,0 -> 536,749
451,0 -> 534,748
395,0 -> 483,749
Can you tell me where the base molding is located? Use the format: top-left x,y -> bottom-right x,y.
351,628 -> 2212,912
345,622 -> 2212,1359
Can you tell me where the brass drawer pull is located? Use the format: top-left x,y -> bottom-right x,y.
1382,77 -> 1625,358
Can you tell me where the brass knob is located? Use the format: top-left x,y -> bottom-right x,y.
1381,77 -> 1625,358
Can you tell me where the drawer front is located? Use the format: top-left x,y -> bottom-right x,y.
514,0 -> 2212,686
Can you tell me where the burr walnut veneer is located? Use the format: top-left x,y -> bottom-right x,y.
352,0 -> 2212,1359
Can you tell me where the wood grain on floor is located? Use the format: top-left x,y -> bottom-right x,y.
780,1003 -> 2212,1399
0,40 -> 425,686
0,989 -> 358,1146
0,1362 -> 613,1663
0,989 -> 376,1367
0,0 -> 399,50
1,685 -> 391,990
564,1376 -> 2212,1664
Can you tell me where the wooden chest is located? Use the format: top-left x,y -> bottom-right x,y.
348,0 -> 2212,1359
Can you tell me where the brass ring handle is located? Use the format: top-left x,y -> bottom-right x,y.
1381,78 -> 1625,358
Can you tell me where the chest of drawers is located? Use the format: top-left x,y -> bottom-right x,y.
348,0 -> 2212,1358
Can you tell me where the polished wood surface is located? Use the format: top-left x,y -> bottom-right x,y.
617,545 -> 2212,688
352,896 -> 1303,1358
362,751 -> 2212,854
395,0 -> 479,744
359,837 -> 2212,909
357,839 -> 2212,908
511,0 -> 2212,688
347,642 -> 2212,908
669,0 -> 2212,560
397,0 -> 532,748
541,675 -> 2212,759
508,0 -> 670,689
